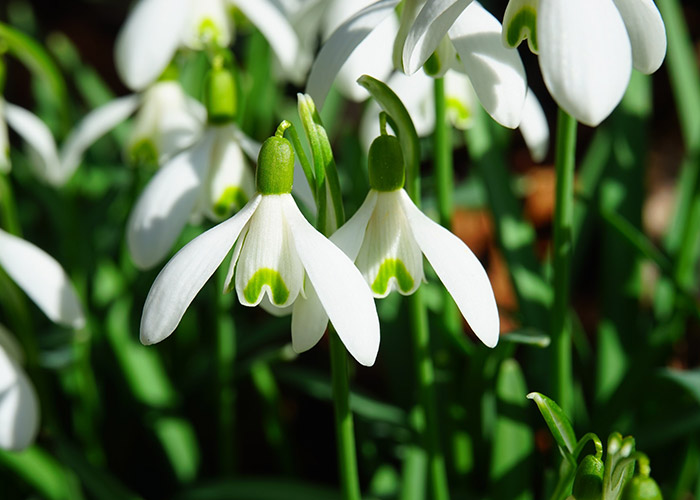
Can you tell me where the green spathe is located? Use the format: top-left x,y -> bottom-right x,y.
372,258 -> 414,295
256,136 -> 294,195
243,268 -> 290,305
369,135 -> 405,192
204,65 -> 237,124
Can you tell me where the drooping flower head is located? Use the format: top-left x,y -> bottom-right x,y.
141,129 -> 380,366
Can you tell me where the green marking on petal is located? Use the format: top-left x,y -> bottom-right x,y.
213,186 -> 248,218
371,258 -> 414,295
129,138 -> 158,167
243,268 -> 290,305
198,18 -> 223,46
446,97 -> 471,130
505,7 -> 538,53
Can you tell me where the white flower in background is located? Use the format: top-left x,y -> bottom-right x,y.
295,134 -> 499,348
127,122 -> 256,270
361,70 -> 550,162
0,99 -> 62,185
0,325 -> 39,451
502,0 -> 666,126
59,80 -> 206,184
115,0 -> 300,91
141,135 -> 380,366
307,0 -> 527,128
0,229 -> 85,329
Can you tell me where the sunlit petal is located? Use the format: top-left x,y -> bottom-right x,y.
181,0 -> 232,50
291,280 -> 328,354
519,89 -> 549,162
613,0 -> 666,74
399,190 -> 499,347
0,348 -> 39,451
330,189 -> 378,260
140,194 -> 262,344
0,229 -> 85,329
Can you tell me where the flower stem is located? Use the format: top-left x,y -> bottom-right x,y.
551,108 -> 577,416
433,78 -> 453,228
329,328 -> 361,500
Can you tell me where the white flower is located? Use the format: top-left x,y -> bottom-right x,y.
60,80 -> 206,184
140,136 -> 380,366
0,99 -> 62,185
127,123 -> 256,270
0,325 -> 39,451
307,0 -> 527,128
115,0 -> 300,91
0,228 -> 85,329
503,0 -> 666,126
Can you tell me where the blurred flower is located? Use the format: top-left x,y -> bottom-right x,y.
60,80 -> 206,183
115,0 -> 300,91
140,136 -> 380,366
0,325 -> 39,451
0,229 -> 85,329
307,0 -> 527,128
502,0 -> 666,126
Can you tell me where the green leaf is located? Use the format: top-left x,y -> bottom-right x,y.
527,392 -> 577,455
659,368 -> 700,404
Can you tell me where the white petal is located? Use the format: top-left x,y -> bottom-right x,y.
355,191 -> 424,298
443,70 -> 477,130
306,0 -> 401,108
259,295 -> 293,317
233,0 -> 300,73
60,94 -> 141,180
285,196 -> 380,366
140,194 -> 262,344
399,190 -> 499,347
448,1 -> 527,128
3,102 -> 63,186
0,349 -> 39,451
538,0 -> 631,126
181,0 -> 233,50
291,280 -> 328,354
402,0 -> 473,74
0,105 -> 10,173
331,189 -> 378,260
230,125 -> 261,161
233,195 -> 305,308
0,229 -> 85,329
613,0 -> 666,74
0,325 -> 24,365
518,89 -> 549,162
127,133 -> 214,270
114,0 -> 189,91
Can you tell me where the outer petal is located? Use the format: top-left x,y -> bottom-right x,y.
448,1 -> 527,128
232,0 -> 300,73
399,190 -> 499,347
306,0 -> 401,108
127,132 -> 214,270
114,0 -> 189,91
140,194 -> 262,344
518,89 -> 549,162
3,102 -> 62,186
612,0 -> 666,74
402,0 -> 473,74
291,280 -> 329,354
60,95 -> 141,181
0,229 -> 85,329
330,189 -> 378,259
538,0 -> 631,126
0,349 -> 39,451
285,196 -> 380,366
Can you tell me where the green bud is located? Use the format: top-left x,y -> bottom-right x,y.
572,455 -> 604,500
203,65 -> 237,124
368,134 -> 405,192
621,476 -> 662,500
256,136 -> 294,195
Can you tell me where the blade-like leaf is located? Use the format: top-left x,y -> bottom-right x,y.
527,392 -> 576,455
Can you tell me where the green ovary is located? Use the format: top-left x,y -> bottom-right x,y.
129,138 -> 158,166
506,7 -> 538,52
371,259 -> 414,295
243,268 -> 290,305
213,187 -> 248,218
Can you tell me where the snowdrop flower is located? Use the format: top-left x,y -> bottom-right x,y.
0,325 -> 39,451
307,0 -> 527,128
140,133 -> 380,366
502,0 -> 666,126
0,228 -> 85,329
297,134 -> 499,348
115,0 -> 300,91
60,80 -> 206,184
0,99 -> 62,185
361,70 -> 550,161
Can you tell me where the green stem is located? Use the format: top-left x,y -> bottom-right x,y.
551,108 -> 577,416
216,268 -> 236,475
433,78 -> 453,228
329,329 -> 361,500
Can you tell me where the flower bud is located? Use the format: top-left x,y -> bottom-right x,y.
256,136 -> 294,195
368,135 -> 405,192
571,455 -> 604,500
204,65 -> 237,124
621,476 -> 662,500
